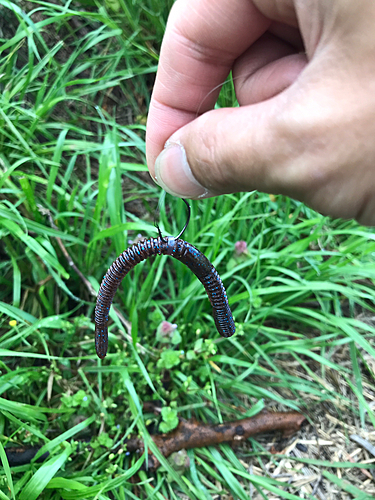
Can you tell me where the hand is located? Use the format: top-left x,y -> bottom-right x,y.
146,0 -> 375,225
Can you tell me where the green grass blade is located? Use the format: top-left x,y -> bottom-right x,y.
19,444 -> 72,500
0,440 -> 15,500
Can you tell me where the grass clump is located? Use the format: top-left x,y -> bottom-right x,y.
0,1 -> 375,499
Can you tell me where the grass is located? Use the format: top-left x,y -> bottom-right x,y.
1,1 -> 375,499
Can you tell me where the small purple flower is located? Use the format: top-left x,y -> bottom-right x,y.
235,240 -> 248,255
159,321 -> 178,336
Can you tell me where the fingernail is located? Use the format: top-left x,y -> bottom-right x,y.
154,142 -> 209,198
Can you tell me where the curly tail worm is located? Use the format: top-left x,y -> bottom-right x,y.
94,236 -> 235,359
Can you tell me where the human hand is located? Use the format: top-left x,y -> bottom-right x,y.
146,0 -> 375,225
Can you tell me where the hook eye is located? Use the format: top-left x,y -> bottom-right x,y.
154,196 -> 191,240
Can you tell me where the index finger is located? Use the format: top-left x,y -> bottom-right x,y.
146,0 -> 270,175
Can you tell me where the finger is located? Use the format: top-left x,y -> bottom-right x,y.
232,32 -> 307,105
146,0 -> 270,174
252,0 -> 298,26
268,22 -> 304,50
152,97 -> 293,199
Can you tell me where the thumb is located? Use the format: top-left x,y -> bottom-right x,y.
153,99 -> 292,199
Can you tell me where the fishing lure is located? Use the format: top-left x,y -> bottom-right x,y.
94,201 -> 235,359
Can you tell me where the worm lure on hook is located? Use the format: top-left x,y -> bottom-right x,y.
94,200 -> 235,359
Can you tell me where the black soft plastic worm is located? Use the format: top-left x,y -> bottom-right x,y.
94,236 -> 235,359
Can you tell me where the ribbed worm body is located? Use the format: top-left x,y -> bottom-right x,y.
94,236 -> 235,359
